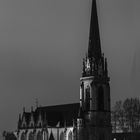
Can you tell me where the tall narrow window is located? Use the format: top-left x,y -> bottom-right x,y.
85,85 -> 90,111
98,86 -> 104,111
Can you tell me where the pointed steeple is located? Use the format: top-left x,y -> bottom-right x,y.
88,0 -> 101,59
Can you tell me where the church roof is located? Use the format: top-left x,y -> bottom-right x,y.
20,103 -> 80,129
36,103 -> 80,127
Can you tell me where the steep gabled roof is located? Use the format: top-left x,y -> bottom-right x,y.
35,103 -> 80,127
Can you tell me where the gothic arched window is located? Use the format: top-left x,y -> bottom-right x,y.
68,131 -> 72,140
60,132 -> 64,140
29,132 -> 34,140
21,132 -> 26,140
37,131 -> 43,140
85,85 -> 90,111
98,86 -> 104,111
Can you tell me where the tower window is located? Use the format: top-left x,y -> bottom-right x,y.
85,85 -> 90,111
98,86 -> 104,111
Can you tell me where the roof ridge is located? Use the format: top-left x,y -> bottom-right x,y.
36,102 -> 79,109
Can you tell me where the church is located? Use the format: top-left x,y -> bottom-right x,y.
17,0 -> 112,140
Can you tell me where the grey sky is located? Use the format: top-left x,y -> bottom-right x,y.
0,0 -> 139,132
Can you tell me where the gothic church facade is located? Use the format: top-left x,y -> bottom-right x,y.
17,0 -> 111,140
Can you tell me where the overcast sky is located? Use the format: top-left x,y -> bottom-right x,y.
0,0 -> 139,132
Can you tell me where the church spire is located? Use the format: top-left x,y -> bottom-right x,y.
88,0 -> 101,59
82,0 -> 109,78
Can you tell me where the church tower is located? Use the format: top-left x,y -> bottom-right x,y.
78,0 -> 112,139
